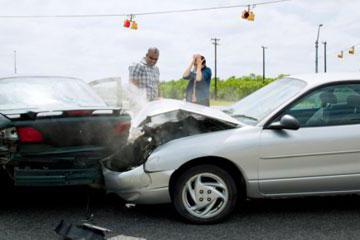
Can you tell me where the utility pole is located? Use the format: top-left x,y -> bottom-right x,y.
322,41 -> 327,73
211,38 -> 220,100
315,24 -> 323,73
14,50 -> 17,74
261,46 -> 267,83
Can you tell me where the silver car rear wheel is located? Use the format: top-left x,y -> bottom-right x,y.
173,164 -> 238,224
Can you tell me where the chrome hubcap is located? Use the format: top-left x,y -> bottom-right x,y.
182,173 -> 229,219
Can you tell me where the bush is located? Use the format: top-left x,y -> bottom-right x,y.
160,74 -> 283,101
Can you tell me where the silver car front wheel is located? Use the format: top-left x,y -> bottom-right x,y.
173,164 -> 238,224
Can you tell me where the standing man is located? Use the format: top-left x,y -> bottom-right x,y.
129,47 -> 160,101
183,54 -> 212,106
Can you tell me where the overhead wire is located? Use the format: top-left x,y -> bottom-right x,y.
0,0 -> 291,18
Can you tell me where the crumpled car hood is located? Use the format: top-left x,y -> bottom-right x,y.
132,99 -> 241,128
104,99 -> 242,171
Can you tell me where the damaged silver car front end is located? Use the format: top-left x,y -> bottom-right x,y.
102,99 -> 240,204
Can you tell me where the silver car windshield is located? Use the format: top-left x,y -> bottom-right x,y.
226,78 -> 306,125
0,77 -> 106,110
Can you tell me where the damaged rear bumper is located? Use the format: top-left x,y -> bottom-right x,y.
102,165 -> 173,204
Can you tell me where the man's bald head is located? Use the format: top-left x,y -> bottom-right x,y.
145,47 -> 159,66
147,47 -> 159,55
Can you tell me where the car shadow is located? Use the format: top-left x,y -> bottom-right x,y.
1,181 -> 360,223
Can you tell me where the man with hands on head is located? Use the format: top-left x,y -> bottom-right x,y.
183,54 -> 212,106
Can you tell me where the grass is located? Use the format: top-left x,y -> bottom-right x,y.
210,99 -> 235,106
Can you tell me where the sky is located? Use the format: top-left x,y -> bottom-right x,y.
0,0 -> 359,83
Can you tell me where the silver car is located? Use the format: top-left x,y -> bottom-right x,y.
103,73 -> 360,223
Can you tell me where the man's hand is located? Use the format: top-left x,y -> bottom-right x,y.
195,56 -> 204,67
130,79 -> 140,87
191,54 -> 198,65
184,55 -> 197,78
192,92 -> 197,103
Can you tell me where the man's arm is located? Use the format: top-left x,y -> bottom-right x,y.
157,69 -> 161,98
195,57 -> 204,82
182,56 -> 195,79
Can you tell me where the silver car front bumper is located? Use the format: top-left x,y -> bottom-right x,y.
103,165 -> 174,204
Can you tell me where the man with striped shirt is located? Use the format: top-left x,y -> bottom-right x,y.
129,48 -> 160,101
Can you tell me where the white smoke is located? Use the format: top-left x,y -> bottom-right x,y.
88,76 -> 148,116
125,82 -> 148,117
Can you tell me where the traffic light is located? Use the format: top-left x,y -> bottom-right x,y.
241,9 -> 250,19
123,19 -> 131,28
123,15 -> 138,30
248,11 -> 255,21
241,6 -> 255,21
131,21 -> 138,30
349,46 -> 355,55
241,10 -> 255,21
337,51 -> 343,59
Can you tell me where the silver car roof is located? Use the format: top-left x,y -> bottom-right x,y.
291,73 -> 360,87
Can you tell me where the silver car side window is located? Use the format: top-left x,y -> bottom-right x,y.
283,83 -> 360,127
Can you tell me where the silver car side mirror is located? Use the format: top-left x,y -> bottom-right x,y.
267,114 -> 300,130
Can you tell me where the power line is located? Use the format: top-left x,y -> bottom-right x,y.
0,0 -> 291,19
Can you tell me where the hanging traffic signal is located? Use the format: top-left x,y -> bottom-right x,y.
337,51 -> 343,59
123,19 -> 131,28
248,11 -> 255,21
131,21 -> 138,30
241,10 -> 250,19
241,10 -> 256,21
123,15 -> 138,30
349,46 -> 355,54
241,5 -> 255,21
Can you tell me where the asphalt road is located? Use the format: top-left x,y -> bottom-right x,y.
1,185 -> 360,240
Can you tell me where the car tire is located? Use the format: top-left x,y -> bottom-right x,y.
173,164 -> 238,224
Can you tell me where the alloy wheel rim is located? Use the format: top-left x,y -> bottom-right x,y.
181,172 -> 229,219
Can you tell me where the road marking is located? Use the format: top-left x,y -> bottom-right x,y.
108,235 -> 146,240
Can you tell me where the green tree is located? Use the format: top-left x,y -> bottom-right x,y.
160,74 -> 282,101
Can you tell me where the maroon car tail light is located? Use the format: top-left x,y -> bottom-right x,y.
114,122 -> 131,135
17,127 -> 44,143
65,110 -> 94,117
